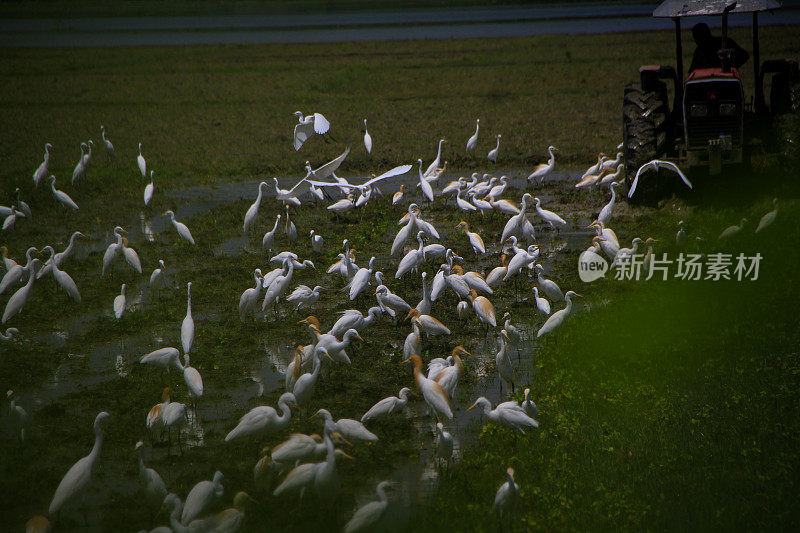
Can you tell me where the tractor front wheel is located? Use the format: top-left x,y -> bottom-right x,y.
622,80 -> 670,202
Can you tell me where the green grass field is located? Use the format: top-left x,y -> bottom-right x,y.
1,26 -> 799,532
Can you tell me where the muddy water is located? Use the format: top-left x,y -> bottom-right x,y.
16,165 -> 603,525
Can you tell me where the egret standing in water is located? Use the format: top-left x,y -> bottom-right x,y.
182,282 -> 195,353
537,290 -> 580,338
163,210 -> 195,245
344,481 -> 392,533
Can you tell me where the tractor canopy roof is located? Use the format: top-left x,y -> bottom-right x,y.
653,0 -> 782,17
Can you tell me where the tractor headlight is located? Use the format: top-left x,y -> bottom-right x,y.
689,104 -> 707,118
719,103 -> 737,116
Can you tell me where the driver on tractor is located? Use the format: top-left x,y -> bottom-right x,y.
689,22 -> 750,72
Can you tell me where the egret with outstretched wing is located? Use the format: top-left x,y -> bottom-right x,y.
293,111 -> 330,150
628,159 -> 693,199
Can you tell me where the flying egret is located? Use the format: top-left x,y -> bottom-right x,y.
404,354 -> 452,420
49,412 -> 111,516
361,388 -> 412,423
293,111 -> 330,150
135,441 -> 167,511
181,282 -> 194,353
344,481 -> 392,533
755,198 -> 778,233
466,119 -> 480,152
71,143 -> 87,185
424,138 -> 447,178
163,210 -> 195,245
537,290 -> 580,338
628,159 -> 693,199
113,284 -> 126,319
487,134 -> 501,162
101,125 -> 114,156
468,397 -> 538,434
527,145 -> 558,183
137,143 -> 146,178
48,176 -> 79,210
719,218 -> 747,240
494,467 -> 518,523
225,392 -> 297,441
33,142 -> 52,187
363,119 -> 372,153
182,471 -> 225,524
2,259 -> 41,324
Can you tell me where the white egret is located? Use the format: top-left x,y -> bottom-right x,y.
243,181 -> 269,232
504,245 -> 539,282
284,205 -> 297,242
433,346 -> 468,401
101,125 -> 114,156
628,159 -> 693,199
163,210 -> 195,245
756,198 -> 778,233
404,322 -> 422,359
15,188 -> 31,220
2,259 -> 41,324
7,390 -> 29,442
406,309 -> 451,337
113,284 -> 126,319
494,468 -> 518,521
146,387 -> 171,438
488,175 -> 508,199
424,138 -> 447,178
225,392 -> 297,442
487,134 -> 501,162
344,481 -> 392,533
181,282 -> 194,353
121,236 -> 142,274
676,221 -> 687,248
466,119 -> 479,152
71,143 -> 87,185
48,176 -> 79,210
496,330 -> 515,394
500,193 -> 532,244
486,254 -> 508,289
177,354 -> 203,408
522,388 -> 539,419
396,233 -> 426,279
468,398 -> 538,434
48,412 -> 111,516
39,231 -> 84,279
503,312 -> 521,355
185,491 -> 253,532
719,218 -> 747,240
363,119 -> 372,153
42,246 -> 81,302
405,354 -> 452,420
347,256 -> 376,300
310,230 -> 323,253
292,111 -> 330,150
470,289 -> 497,330
430,422 -> 453,465
310,327 -> 362,365
597,181 -> 620,226
416,271 -> 431,315
287,285 -> 323,311
533,197 -> 566,230
589,220 -> 620,259
418,159 -> 434,202
361,388 -> 412,423
0,247 -> 37,295
528,145 -> 557,183
271,433 -> 326,467
137,143 -> 146,178
456,188 -> 477,212
532,287 -> 551,316
101,226 -> 125,276
150,259 -> 167,291
611,237 -> 648,268
1,328 -> 20,342
262,214 -> 281,255
33,142 -> 52,187
329,307 -> 381,337
135,441 -> 167,511
535,264 -> 563,302
575,166 -> 612,188
162,401 -> 187,453
314,408 -> 378,443
537,290 -> 580,338
262,259 -> 295,312
182,471 -> 224,524
140,347 -> 180,372
375,285 -> 412,318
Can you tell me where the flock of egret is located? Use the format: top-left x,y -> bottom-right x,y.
2,111 -> 781,532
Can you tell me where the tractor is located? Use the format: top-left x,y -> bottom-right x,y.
622,0 -> 798,200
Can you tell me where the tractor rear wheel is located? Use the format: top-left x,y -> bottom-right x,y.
622,80 -> 670,202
